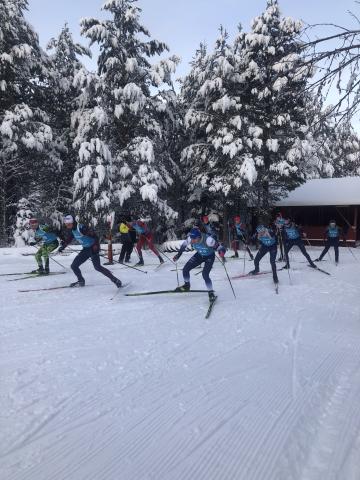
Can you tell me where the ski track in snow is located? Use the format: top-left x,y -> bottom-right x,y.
1,246 -> 360,480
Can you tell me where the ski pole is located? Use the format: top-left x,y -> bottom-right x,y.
175,258 -> 180,287
215,254 -> 236,299
156,246 -> 180,286
156,246 -> 176,264
99,250 -> 148,274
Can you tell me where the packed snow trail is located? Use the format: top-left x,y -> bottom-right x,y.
1,246 -> 360,480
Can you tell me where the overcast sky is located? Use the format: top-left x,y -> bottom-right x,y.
26,0 -> 360,80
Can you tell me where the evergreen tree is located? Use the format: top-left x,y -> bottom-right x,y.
236,0 -> 316,214
72,0 -> 179,225
43,24 -> 90,227
13,197 -> 33,247
0,0 -> 58,244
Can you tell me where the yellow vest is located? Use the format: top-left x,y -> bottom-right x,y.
119,223 -> 129,234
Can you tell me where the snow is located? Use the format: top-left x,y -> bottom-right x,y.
276,176 -> 360,207
2,246 -> 360,480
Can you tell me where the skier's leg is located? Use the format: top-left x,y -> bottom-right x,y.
245,244 -> 254,260
182,253 -> 203,285
251,247 -> 267,273
269,246 -> 278,282
71,249 -> 91,282
318,242 -> 330,261
135,235 -> 145,264
91,252 -> 121,285
231,239 -> 239,258
284,241 -> 292,268
35,247 -> 44,270
298,241 -> 316,266
119,243 -> 126,263
145,233 -> 163,262
125,241 -> 133,262
333,240 -> 339,263
202,254 -> 215,290
278,232 -> 284,261
43,242 -> 58,273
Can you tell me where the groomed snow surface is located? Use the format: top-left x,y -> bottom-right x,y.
1,245 -> 360,480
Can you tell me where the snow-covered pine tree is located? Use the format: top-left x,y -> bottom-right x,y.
309,117 -> 360,178
0,0 -> 59,244
233,0 -> 316,215
181,30 -> 253,235
13,197 -> 33,247
72,0 -> 179,225
42,24 -> 91,227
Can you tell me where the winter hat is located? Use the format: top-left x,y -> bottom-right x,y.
234,216 -> 241,223
29,218 -> 38,225
64,215 -> 74,225
189,228 -> 202,239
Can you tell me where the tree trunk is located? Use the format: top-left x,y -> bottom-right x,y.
0,162 -> 7,246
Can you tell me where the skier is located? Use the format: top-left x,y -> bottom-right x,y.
28,218 -> 60,274
231,215 -> 253,260
282,218 -> 317,269
117,215 -> 136,264
248,224 -> 279,284
58,215 -> 122,288
274,212 -> 286,261
130,217 -> 164,266
315,220 -> 345,265
172,227 -> 220,300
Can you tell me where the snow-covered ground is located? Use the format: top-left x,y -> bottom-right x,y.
1,245 -> 360,480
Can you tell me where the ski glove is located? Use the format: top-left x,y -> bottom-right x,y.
173,254 -> 179,262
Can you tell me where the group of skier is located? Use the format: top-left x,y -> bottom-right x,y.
26,211 -> 347,299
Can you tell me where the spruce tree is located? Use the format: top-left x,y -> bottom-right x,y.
73,0 -> 179,225
0,0 -> 57,244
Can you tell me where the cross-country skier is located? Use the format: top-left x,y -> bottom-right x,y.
248,224 -> 279,284
274,212 -> 286,261
130,217 -> 164,266
117,215 -> 136,264
172,227 -> 221,300
29,218 -> 60,274
282,218 -> 317,269
315,220 -> 345,265
231,215 -> 253,260
58,215 -> 122,288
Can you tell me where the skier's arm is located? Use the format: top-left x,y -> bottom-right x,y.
58,231 -> 74,251
173,238 -> 191,261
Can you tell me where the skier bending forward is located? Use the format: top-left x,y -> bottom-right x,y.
59,215 -> 122,288
173,227 -> 223,301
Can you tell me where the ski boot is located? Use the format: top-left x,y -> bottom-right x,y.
113,278 -> 122,288
31,266 -> 45,275
158,256 -> 165,264
135,259 -> 144,266
308,263 -> 317,269
174,282 -> 190,292
208,290 -> 216,301
70,279 -> 85,287
248,269 -> 259,276
230,252 -> 239,258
